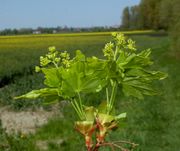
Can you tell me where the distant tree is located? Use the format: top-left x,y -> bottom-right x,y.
129,5 -> 141,29
12,29 -> 18,35
170,0 -> 180,53
0,29 -> 12,35
0,25 -> 121,36
159,0 -> 173,30
121,7 -> 130,29
139,0 -> 163,29
120,0 -> 180,54
18,28 -> 33,34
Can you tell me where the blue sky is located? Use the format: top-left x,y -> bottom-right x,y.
0,0 -> 140,30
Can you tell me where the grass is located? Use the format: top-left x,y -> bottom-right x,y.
0,32 -> 180,151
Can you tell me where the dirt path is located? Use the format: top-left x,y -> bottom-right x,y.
0,106 -> 62,134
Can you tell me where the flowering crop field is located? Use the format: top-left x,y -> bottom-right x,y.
0,33 -> 109,83
0,30 -> 154,83
0,30 -> 162,107
0,31 -> 179,151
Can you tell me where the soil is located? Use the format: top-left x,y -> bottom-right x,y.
0,105 -> 62,134
36,139 -> 64,150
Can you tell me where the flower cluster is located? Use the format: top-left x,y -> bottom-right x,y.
60,51 -> 70,68
103,33 -> 137,61
127,39 -> 136,51
103,42 -> 114,59
112,32 -> 126,46
35,46 -> 71,72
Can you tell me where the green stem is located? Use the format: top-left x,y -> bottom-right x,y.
52,61 -> 58,68
114,46 -> 118,61
77,92 -> 83,110
106,88 -> 110,112
70,93 -> 86,120
77,92 -> 85,118
108,81 -> 117,114
75,99 -> 84,119
71,99 -> 84,120
71,101 -> 82,120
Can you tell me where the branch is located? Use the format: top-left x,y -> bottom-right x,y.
93,140 -> 138,151
100,142 -> 127,151
113,140 -> 139,147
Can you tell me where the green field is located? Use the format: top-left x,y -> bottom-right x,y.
0,30 -> 154,83
0,32 -> 179,151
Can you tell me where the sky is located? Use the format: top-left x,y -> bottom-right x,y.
0,0 -> 140,30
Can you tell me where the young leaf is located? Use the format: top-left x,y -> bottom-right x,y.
122,84 -> 144,99
14,88 -> 60,99
75,121 -> 94,136
115,112 -> 127,120
84,106 -> 97,121
41,67 -> 62,87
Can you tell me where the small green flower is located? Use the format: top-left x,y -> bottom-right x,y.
111,32 -> 117,37
46,53 -> 53,59
116,33 -> 126,46
35,66 -> 41,72
40,56 -> 51,66
47,51 -> 58,59
48,46 -> 56,53
103,42 -> 114,59
55,57 -> 60,63
60,51 -> 70,60
62,59 -> 70,68
127,39 -> 136,51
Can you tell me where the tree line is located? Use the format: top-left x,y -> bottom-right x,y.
121,0 -> 180,30
0,26 -> 120,36
121,0 -> 180,53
